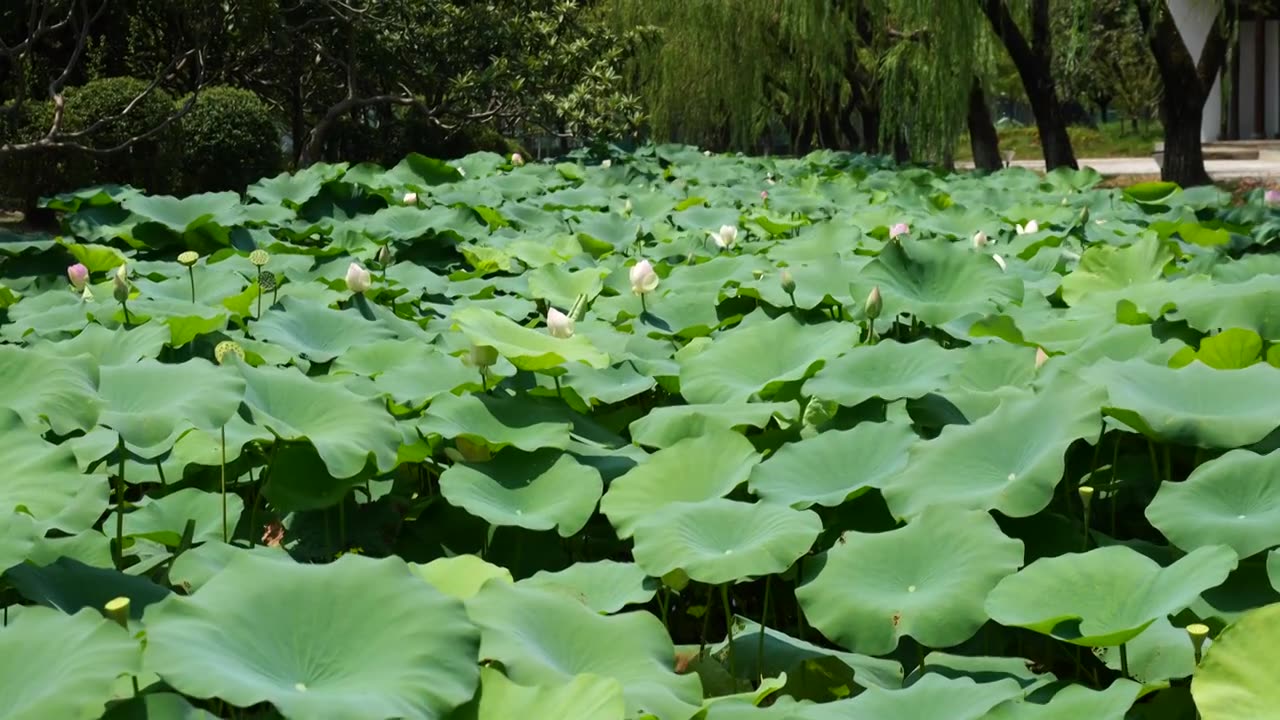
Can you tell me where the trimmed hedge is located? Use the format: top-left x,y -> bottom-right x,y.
176,86 -> 282,193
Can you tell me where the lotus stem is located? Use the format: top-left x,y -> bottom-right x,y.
187,267 -> 196,303
1188,623 -> 1209,665
721,584 -> 736,679
255,267 -> 263,320
553,375 -> 562,399
787,290 -> 796,308
758,576 -> 771,682
1079,485 -> 1094,551
121,301 -> 131,328
640,293 -> 647,314
698,584 -> 715,658
1119,643 -> 1130,678
115,435 -> 126,567
220,425 -> 228,543
479,367 -> 488,393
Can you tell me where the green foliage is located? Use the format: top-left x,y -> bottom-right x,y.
175,86 -> 282,194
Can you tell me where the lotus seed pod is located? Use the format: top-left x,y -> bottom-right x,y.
258,272 -> 277,292
1187,623 -> 1210,663
780,269 -> 796,294
177,251 -> 199,267
104,597 -> 130,628
214,340 -> 245,365
249,249 -> 270,267
1078,485 -> 1094,510
470,344 -> 498,369
864,285 -> 882,320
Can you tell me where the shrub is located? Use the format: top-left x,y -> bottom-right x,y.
176,86 -> 283,194
61,77 -> 180,193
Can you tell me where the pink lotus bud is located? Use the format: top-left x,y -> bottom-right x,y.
1035,347 -> 1049,369
761,190 -> 769,201
890,223 -> 909,239
630,259 -> 659,295
511,153 -> 524,167
1266,189 -> 1280,207
67,263 -> 89,290
345,262 -> 371,294
546,307 -> 574,338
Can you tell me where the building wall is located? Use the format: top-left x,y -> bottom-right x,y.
1238,20 -> 1280,139
1168,0 -> 1225,142
1268,20 -> 1279,137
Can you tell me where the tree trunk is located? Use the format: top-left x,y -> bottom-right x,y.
1161,88 -> 1211,186
892,132 -> 911,164
967,80 -> 1003,171
981,0 -> 1079,170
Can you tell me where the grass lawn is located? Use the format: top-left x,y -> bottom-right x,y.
956,121 -> 1163,161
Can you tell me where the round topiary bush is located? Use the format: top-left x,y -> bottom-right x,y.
62,76 -> 180,193
175,86 -> 282,194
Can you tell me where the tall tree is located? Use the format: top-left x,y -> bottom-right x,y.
1133,0 -> 1228,187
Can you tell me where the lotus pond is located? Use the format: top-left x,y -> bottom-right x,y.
2,147 -> 1280,719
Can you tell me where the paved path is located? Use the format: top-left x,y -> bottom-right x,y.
958,157 -> 1280,179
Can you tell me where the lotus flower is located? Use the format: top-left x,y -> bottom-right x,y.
511,153 -> 524,167
112,263 -> 130,303
864,285 -> 882,320
1016,220 -> 1039,235
972,231 -> 988,248
602,159 -> 612,169
630,260 -> 659,295
623,198 -> 633,215
780,269 -> 796,295
1035,347 -> 1049,369
345,262 -> 371,294
890,223 -> 909,239
67,263 -> 88,290
703,150 -> 712,157
547,308 -> 574,338
377,244 -> 393,267
1266,189 -> 1280,207
993,254 -> 1007,272
761,190 -> 769,201
403,192 -> 418,205
711,224 -> 738,249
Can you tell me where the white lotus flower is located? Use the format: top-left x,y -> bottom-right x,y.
993,254 -> 1007,272
623,198 -> 633,215
630,260 -> 659,295
864,285 -> 882,319
345,262 -> 371,294
511,153 -> 524,166
972,231 -> 988,248
711,224 -> 738,249
703,150 -> 712,156
547,308 -> 574,338
601,159 -> 612,169
403,192 -> 418,205
1016,220 -> 1039,235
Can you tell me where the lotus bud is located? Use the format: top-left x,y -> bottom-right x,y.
1035,346 -> 1049,369
623,198 -> 633,215
1266,189 -> 1280,207
377,244 -> 393,267
1016,220 -> 1039,235
864,285 -> 882,320
1078,207 -> 1090,225
780,269 -> 796,295
403,191 -> 419,205
547,307 -> 574,338
1078,485 -> 1094,510
711,224 -> 738,249
993,254 -> 1007,272
67,263 -> 89,290
214,340 -> 245,365
249,250 -> 270,267
601,159 -> 612,169
511,153 -> 524,167
890,223 -> 909,239
104,597 -> 130,629
1187,623 -> 1210,664
766,172 -> 776,185
703,150 -> 712,157
469,344 -> 498,368
630,259 -> 659,295
345,262 -> 372,294
972,231 -> 988,249
112,263 -> 130,303
761,190 -> 769,201
177,251 -> 199,268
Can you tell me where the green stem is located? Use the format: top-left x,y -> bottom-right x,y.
121,301 -> 131,328
1119,642 -> 1130,678
758,576 -> 771,682
1148,440 -> 1160,482
640,293 -> 647,314
115,435 -> 126,567
479,367 -> 488,393
553,375 -> 562,399
338,498 -> 347,551
698,584 -> 715,657
220,426 -> 228,543
187,267 -> 196,303
721,584 -> 736,679
1110,433 -> 1120,536
1164,444 -> 1173,483
1082,501 -> 1092,552
256,267 -> 263,320
658,586 -> 669,628
787,290 -> 796,308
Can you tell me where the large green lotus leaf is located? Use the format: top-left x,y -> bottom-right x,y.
0,346 -> 100,434
1060,234 -> 1173,306
803,339 -> 958,408
476,667 -> 625,720
793,674 -> 1024,720
984,680 -> 1141,720
0,409 -> 108,532
453,306 -> 608,370
1169,274 -> 1280,341
439,450 -> 602,537
985,544 -> 1237,646
1169,328 -> 1263,370
751,258 -> 874,311
333,340 -> 476,406
678,313 -> 860,404
238,364 -> 400,478
250,298 -> 398,363
851,238 -> 1023,326
525,264 -> 609,310
410,555 -> 514,601
712,618 -> 904,696
143,553 -> 479,719
628,402 -> 799,450
937,342 -> 1038,421
466,582 -> 703,720
910,651 -> 1053,693
1,285 -> 91,340
748,420 -> 916,508
1096,618 -> 1196,686
883,385 -> 1104,519
1083,359 -> 1280,448
99,693 -> 219,720
29,322 -> 169,365
418,392 -> 572,452
600,431 -> 760,538
4,557 -> 169,620
797,507 -> 1024,655
1192,602 -> 1280,719
122,488 -> 244,547
0,607 -> 142,720
98,359 -> 245,456
247,165 -> 343,206
519,561 -> 655,614
121,192 -> 242,232
1146,449 -> 1280,558
631,498 -> 821,584
26,529 -> 112,569
560,362 -> 658,407
168,541 -> 293,594
0,512 -> 38,573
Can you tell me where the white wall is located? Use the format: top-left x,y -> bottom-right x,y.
1268,20 -> 1279,138
1168,0 -> 1226,141
1241,21 -> 1259,138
